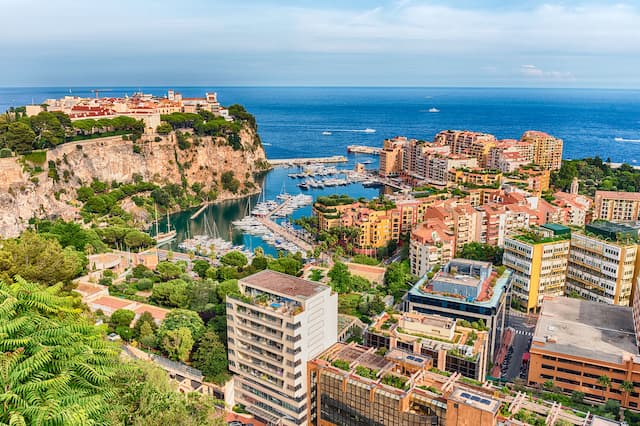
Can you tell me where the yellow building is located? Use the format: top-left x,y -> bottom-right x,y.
448,168 -> 502,187
566,221 -> 640,306
521,130 -> 563,171
503,225 -> 571,313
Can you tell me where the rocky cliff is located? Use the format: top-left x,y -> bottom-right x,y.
0,124 -> 268,237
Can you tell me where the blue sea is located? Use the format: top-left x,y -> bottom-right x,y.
2,86 -> 640,253
2,86 -> 640,162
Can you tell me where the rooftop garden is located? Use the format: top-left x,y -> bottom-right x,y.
417,385 -> 442,395
315,194 -> 356,207
448,348 -> 479,363
457,319 -> 489,331
366,198 -> 396,211
395,326 -> 461,344
429,367 -> 451,377
513,231 -> 570,245
354,365 -> 379,380
331,359 -> 351,371
381,374 -> 409,390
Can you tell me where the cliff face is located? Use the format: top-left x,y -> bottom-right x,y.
0,125 -> 268,237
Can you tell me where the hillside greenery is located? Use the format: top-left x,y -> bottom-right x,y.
551,156 -> 640,195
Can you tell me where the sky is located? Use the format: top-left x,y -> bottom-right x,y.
1,0 -> 639,88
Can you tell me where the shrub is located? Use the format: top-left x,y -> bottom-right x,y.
0,148 -> 12,158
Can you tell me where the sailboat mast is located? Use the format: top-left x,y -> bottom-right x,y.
154,204 -> 159,236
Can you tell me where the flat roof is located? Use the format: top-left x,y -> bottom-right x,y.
541,223 -> 571,235
449,387 -> 500,413
532,297 -> 638,364
409,269 -> 510,309
240,270 -> 328,299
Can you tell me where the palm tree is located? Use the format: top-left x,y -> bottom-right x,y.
598,375 -> 612,400
621,380 -> 634,406
0,277 -> 121,425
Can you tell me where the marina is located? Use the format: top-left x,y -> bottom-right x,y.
231,191 -> 314,256
268,155 -> 347,166
153,159 -> 383,258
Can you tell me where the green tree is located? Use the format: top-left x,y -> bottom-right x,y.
251,255 -> 268,271
109,308 -> 136,330
0,231 -> 86,286
156,261 -> 183,280
187,279 -> 218,312
220,250 -> 248,268
133,311 -> 158,338
107,360 -> 226,426
30,111 -> 65,147
124,229 -> 155,250
5,121 -> 35,153
328,261 -> 352,293
159,309 -> 205,341
598,375 -> 612,399
622,380 -> 634,406
151,279 -> 190,308
192,330 -> 230,384
37,219 -> 106,253
156,122 -> 173,135
0,277 -> 120,425
161,327 -> 194,362
138,321 -> 157,349
192,259 -> 211,278
457,242 -> 504,265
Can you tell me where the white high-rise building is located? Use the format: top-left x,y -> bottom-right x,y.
226,270 -> 337,426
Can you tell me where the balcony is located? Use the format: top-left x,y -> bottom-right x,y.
230,293 -> 304,317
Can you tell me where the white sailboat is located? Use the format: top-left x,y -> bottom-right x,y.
154,205 -> 177,245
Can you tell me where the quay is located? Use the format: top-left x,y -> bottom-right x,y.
347,145 -> 382,155
268,156 -> 347,166
190,202 -> 210,220
256,216 -> 313,253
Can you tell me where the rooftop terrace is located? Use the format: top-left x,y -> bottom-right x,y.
240,269 -> 328,300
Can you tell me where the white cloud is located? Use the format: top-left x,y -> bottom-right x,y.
520,65 -> 575,81
1,1 -> 639,57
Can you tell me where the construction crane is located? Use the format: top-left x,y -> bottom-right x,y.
91,89 -> 113,98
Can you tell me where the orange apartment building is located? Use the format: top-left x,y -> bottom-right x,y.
528,297 -> 640,409
520,130 -> 563,171
434,130 -> 498,167
594,190 -> 640,223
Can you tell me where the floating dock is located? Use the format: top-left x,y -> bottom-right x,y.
268,156 -> 347,166
190,203 -> 210,220
347,145 -> 382,155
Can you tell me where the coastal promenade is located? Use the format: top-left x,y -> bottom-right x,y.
268,155 -> 347,166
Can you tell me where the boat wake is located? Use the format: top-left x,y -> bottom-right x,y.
262,142 -> 272,146
323,128 -> 376,134
615,137 -> 640,143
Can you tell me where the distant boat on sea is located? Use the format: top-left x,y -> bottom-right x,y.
615,137 -> 640,143
363,128 -> 376,133
428,107 -> 440,113
262,142 -> 272,146
322,131 -> 332,136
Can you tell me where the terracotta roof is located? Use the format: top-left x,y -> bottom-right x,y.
90,296 -> 135,310
132,304 -> 169,322
595,190 -> 640,201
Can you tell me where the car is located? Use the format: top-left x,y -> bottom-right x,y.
107,332 -> 121,342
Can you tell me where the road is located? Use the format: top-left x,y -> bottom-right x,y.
500,313 -> 537,381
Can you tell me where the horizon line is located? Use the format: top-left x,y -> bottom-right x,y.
1,84 -> 640,91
